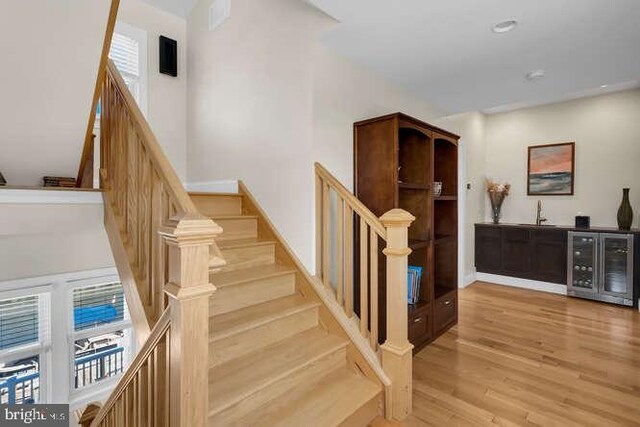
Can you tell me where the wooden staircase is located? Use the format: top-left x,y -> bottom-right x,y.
191,190 -> 382,426
76,2 -> 416,422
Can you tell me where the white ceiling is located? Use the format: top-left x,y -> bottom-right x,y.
307,0 -> 640,113
141,0 -> 198,18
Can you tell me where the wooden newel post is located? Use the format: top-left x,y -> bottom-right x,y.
159,213 -> 222,427
379,208 -> 415,421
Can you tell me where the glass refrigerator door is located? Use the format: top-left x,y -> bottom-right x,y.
569,233 -> 597,293
599,234 -> 633,299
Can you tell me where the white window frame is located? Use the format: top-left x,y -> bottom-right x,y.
0,267 -> 134,411
0,283 -> 53,405
112,21 -> 148,116
66,275 -> 133,399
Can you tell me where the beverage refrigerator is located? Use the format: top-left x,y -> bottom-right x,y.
567,232 -> 635,306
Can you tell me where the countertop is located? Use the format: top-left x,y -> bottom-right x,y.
475,222 -> 640,235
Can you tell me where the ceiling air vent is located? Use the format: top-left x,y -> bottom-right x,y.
209,0 -> 231,31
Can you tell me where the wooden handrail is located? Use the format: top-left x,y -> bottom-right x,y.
315,162 -> 414,421
77,0 -> 120,188
84,56 -> 222,425
90,308 -> 172,426
104,60 -> 199,214
315,163 -> 386,237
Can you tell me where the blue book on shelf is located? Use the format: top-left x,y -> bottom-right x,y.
408,265 -> 423,304
407,270 -> 416,303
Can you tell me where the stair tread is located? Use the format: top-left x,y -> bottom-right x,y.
189,191 -> 241,197
252,368 -> 381,427
209,327 -> 347,415
212,214 -> 257,220
211,264 -> 294,288
211,294 -> 318,342
217,237 -> 275,250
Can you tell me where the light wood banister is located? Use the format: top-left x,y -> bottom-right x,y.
90,308 -> 172,426
80,48 -> 223,423
77,0 -> 120,188
314,162 -> 386,237
315,162 -> 414,421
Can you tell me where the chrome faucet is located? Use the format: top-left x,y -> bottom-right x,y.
536,200 -> 547,226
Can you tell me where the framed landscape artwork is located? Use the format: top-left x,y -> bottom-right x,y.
527,142 -> 575,195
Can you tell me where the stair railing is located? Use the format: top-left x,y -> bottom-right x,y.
315,162 -> 415,421
77,59 -> 224,426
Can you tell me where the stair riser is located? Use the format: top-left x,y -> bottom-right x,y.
215,217 -> 258,241
211,273 -> 296,315
218,244 -> 275,272
210,346 -> 347,425
191,194 -> 243,216
338,393 -> 381,427
211,306 -> 318,367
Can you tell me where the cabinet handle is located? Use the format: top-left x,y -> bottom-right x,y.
413,317 -> 422,323
444,300 -> 452,306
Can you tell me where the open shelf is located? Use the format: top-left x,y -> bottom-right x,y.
434,237 -> 456,290
434,195 -> 457,201
434,136 -> 457,197
409,239 -> 431,250
354,113 -> 458,350
398,182 -> 429,190
400,189 -> 430,241
434,234 -> 455,245
398,128 -> 430,186
408,246 -> 429,304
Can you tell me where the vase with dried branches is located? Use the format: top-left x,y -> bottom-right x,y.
486,179 -> 511,224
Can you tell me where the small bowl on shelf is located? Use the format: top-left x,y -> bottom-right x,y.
433,181 -> 443,197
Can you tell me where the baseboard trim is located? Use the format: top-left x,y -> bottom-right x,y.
461,271 -> 477,288
475,273 -> 568,295
186,180 -> 238,193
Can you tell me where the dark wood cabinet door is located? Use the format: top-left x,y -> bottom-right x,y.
531,229 -> 567,284
502,228 -> 532,275
475,226 -> 502,272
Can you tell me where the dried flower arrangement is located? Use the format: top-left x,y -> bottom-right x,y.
486,179 -> 511,224
486,179 -> 511,196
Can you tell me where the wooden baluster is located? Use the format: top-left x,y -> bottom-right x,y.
147,356 -> 154,427
160,214 -> 221,427
322,182 -> 330,290
359,220 -> 368,336
315,174 -> 323,278
369,229 -> 378,349
127,129 -> 138,248
336,197 -> 344,306
151,173 -> 164,318
344,205 -> 353,318
379,209 -> 415,421
139,156 -> 151,307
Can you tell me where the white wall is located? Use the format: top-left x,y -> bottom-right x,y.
118,0 -> 189,180
0,0 -> 111,186
0,195 -> 114,281
187,0 -> 444,271
484,89 -> 640,228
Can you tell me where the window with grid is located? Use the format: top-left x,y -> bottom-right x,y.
109,32 -> 141,103
0,292 -> 50,404
70,282 -> 132,390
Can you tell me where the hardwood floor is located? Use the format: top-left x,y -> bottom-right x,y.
394,281 -> 640,426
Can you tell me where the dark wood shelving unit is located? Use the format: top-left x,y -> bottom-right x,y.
354,112 -> 459,353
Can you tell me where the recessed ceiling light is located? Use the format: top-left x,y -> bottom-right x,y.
601,84 -> 609,88
492,20 -> 518,33
525,69 -> 545,81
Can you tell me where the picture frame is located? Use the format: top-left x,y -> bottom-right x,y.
527,142 -> 575,196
